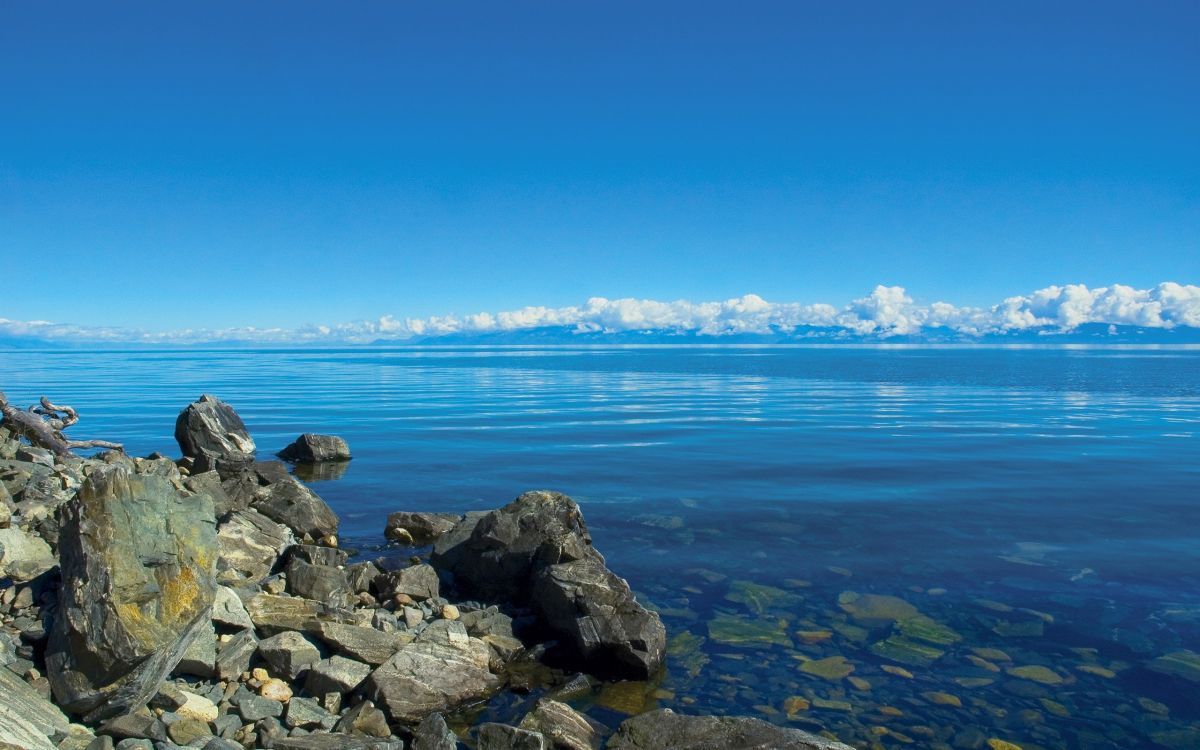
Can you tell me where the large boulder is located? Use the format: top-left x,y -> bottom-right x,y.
362,619 -> 501,724
46,465 -> 219,721
278,434 -> 351,463
175,395 -> 256,473
252,468 -> 339,543
605,710 -> 853,750
432,491 -> 664,679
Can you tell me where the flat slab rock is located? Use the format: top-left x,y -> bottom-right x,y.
0,667 -> 72,750
605,709 -> 854,750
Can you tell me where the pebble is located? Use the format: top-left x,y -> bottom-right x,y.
260,678 -> 293,703
441,604 -> 460,620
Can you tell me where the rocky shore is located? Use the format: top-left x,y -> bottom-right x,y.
0,393 -> 851,750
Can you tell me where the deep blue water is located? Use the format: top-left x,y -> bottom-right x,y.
3,346 -> 1199,749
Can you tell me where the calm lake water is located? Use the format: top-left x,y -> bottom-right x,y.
3,346 -> 1199,749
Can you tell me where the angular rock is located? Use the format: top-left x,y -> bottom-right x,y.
215,628 -> 259,680
216,509 -> 295,584
271,735 -> 403,750
46,465 -> 218,721
213,585 -> 255,630
278,434 -> 351,463
385,512 -> 461,545
237,694 -> 283,722
532,556 -> 665,680
0,525 -> 57,581
362,619 -> 501,724
0,667 -> 71,750
258,631 -> 323,680
286,543 -> 350,568
431,491 -> 664,679
605,709 -> 854,750
413,712 -> 459,750
334,700 -> 391,738
381,563 -> 440,601
519,700 -> 601,750
347,561 -> 383,595
175,619 -> 218,677
245,593 -> 356,636
285,557 -> 352,608
304,655 -> 372,696
479,724 -> 547,750
184,470 -> 240,518
174,395 -> 256,474
315,622 -> 409,665
252,473 -> 339,542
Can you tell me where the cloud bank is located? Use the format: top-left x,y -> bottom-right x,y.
2,282 -> 1199,346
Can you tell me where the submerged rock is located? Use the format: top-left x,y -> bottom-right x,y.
175,395 -> 256,473
605,709 -> 853,749
46,465 -> 218,721
278,434 -> 352,463
432,491 -> 665,679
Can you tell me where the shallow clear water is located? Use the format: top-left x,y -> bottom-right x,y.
3,346 -> 1199,749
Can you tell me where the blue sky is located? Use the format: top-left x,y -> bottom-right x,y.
2,1 -> 1197,333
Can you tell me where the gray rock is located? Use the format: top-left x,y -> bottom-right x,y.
604,710 -> 854,750
431,491 -> 664,680
244,593 -> 356,636
0,666 -> 71,750
251,472 -> 338,543
283,696 -> 332,730
381,563 -> 440,601
346,561 -> 383,594
459,607 -> 514,639
303,655 -> 372,696
285,558 -> 352,608
166,717 -> 211,746
277,434 -> 351,463
384,512 -> 461,545
315,622 -> 410,665
97,709 -> 158,741
286,544 -> 350,568
257,631 -> 322,680
214,628 -> 258,680
86,735 -> 115,750
0,525 -> 57,581
237,695 -> 283,722
46,465 -> 218,722
182,471 -> 239,518
532,556 -> 665,680
202,739 -> 243,750
115,741 -> 154,750
271,735 -> 403,750
175,620 -> 218,678
478,724 -> 546,750
174,395 -> 256,474
333,700 -> 391,738
412,713 -> 460,750
212,585 -> 254,630
362,620 -> 500,724
519,700 -> 601,750
216,509 -> 295,584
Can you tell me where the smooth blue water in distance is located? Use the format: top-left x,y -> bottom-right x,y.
3,346 -> 1199,749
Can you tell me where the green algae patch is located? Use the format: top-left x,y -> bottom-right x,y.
897,615 -> 962,646
992,619 -> 1044,638
838,591 -> 919,623
869,635 -> 945,667
707,612 -> 793,649
725,580 -> 802,615
666,630 -> 710,678
1007,665 -> 1064,685
1147,650 -> 1200,683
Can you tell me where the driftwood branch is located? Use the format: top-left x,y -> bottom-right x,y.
0,391 -> 123,456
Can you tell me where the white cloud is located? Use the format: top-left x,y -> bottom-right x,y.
2,282 -> 1198,345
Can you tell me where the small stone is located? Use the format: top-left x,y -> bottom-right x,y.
260,678 -> 293,703
441,604 -> 460,621
304,656 -> 372,696
922,691 -> 962,707
799,656 -> 854,681
167,717 -> 212,745
257,631 -> 322,680
1007,665 -> 1064,685
987,740 -> 1023,750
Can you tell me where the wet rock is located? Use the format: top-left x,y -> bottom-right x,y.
258,631 -> 323,680
385,512 -> 461,545
478,723 -> 546,750
252,469 -> 339,542
0,525 -> 57,581
362,619 -> 501,724
334,700 -> 391,738
315,622 -> 410,665
304,655 -> 372,696
46,465 -> 218,722
605,709 -> 854,749
381,563 -> 440,601
245,592 -> 356,636
216,509 -> 295,584
278,434 -> 351,463
175,395 -> 256,474
413,713 -> 460,750
519,699 -> 602,750
432,491 -> 664,680
0,666 -> 72,750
